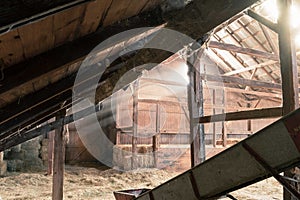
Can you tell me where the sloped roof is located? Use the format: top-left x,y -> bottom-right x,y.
0,0 -> 273,150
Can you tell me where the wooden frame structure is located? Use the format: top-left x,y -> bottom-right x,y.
1,0 -> 300,199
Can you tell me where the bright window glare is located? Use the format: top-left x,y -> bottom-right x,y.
290,5 -> 300,29
261,0 -> 300,47
295,34 -> 300,47
262,0 -> 279,21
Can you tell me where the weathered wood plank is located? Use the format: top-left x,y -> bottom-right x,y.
0,29 -> 25,67
18,16 -> 54,59
209,41 -> 279,61
78,0 -> 112,37
53,5 -> 86,46
102,0 -> 132,26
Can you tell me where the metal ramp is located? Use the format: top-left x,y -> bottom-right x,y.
135,108 -> 300,200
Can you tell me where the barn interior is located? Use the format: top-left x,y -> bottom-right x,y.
1,0 -> 300,199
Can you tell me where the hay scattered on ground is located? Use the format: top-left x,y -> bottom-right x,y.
0,165 -> 282,200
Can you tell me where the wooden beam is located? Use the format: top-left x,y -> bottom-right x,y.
259,24 -> 279,55
246,9 -> 278,33
277,0 -> 299,116
208,41 -> 279,61
202,74 -> 282,90
198,107 -> 282,123
131,81 -> 138,170
52,110 -> 66,200
153,103 -> 160,167
212,33 -> 254,78
0,100 -> 114,152
236,20 -> 278,82
277,1 -> 300,199
165,0 -> 257,39
47,130 -> 55,175
223,60 -> 278,76
188,49 -> 205,167
212,89 -> 217,147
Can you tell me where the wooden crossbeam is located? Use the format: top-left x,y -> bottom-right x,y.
223,60 -> 278,76
198,107 -> 282,123
246,9 -> 278,33
202,74 -> 282,90
208,41 -> 279,61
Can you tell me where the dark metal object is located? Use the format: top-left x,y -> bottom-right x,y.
242,142 -> 300,199
113,189 -> 150,200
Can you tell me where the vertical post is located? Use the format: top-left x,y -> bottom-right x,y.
0,151 -> 7,176
247,103 -> 252,134
52,110 -> 66,200
188,48 -> 205,167
48,130 -> 54,175
212,89 -> 217,147
116,130 -> 121,145
277,0 -> 299,199
132,81 -> 139,170
222,89 -> 227,147
153,103 -> 160,167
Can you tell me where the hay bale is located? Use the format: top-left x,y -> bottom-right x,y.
5,149 -> 25,160
0,161 -> 7,175
7,160 -> 23,172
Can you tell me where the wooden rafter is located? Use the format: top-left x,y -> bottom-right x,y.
223,60 -> 278,76
209,41 -> 279,61
259,23 -> 279,55
246,9 -> 278,33
236,19 -> 278,82
214,28 -> 255,78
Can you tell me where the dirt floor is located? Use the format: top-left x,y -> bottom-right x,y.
0,165 -> 283,200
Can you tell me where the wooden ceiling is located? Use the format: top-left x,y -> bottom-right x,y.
0,0 -> 258,151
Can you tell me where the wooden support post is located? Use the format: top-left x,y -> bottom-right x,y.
212,89 -> 217,147
47,130 -> 55,175
116,130 -> 121,145
277,0 -> 300,199
188,49 -> 206,167
132,81 -> 139,170
221,89 -> 227,147
52,110 -> 66,200
247,103 -> 252,133
0,151 -> 6,176
153,103 -> 160,168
